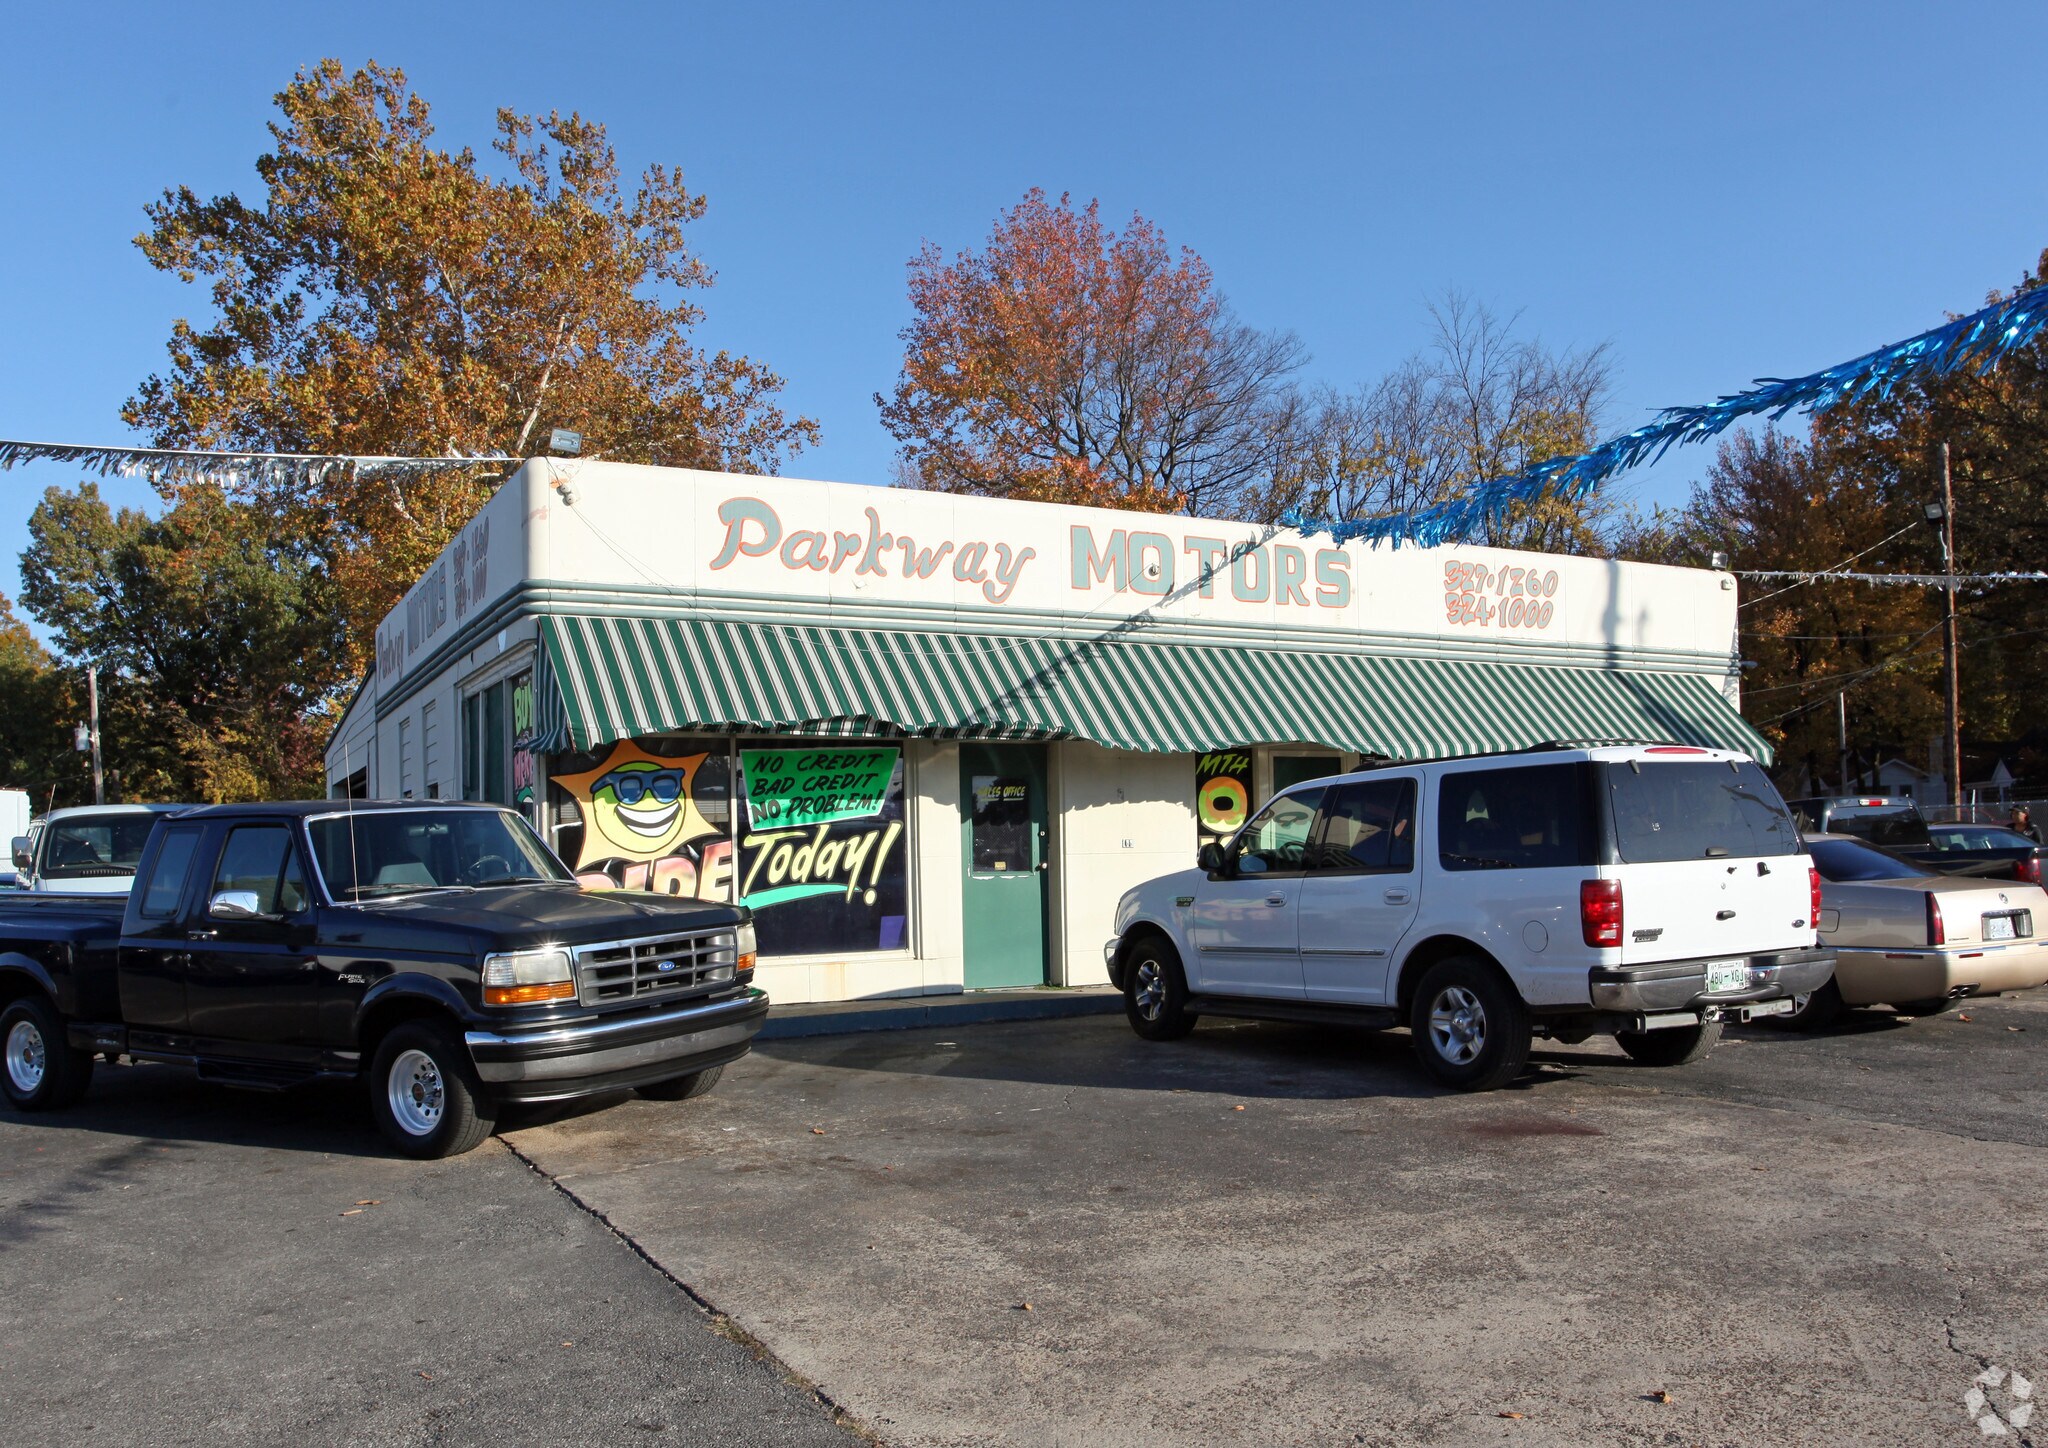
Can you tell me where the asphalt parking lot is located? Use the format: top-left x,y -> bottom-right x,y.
8,997 -> 2048,1447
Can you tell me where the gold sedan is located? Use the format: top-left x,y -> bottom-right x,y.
1781,833 -> 2048,1028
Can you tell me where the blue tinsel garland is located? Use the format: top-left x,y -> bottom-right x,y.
1286,283 -> 2048,548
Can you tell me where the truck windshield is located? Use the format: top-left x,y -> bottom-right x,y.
40,815 -> 162,879
1828,807 -> 1932,848
1603,760 -> 1800,862
308,809 -> 571,899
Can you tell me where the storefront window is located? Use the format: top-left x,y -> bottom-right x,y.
545,736 -> 911,958
549,737 -> 736,901
736,743 -> 909,956
1196,748 -> 1255,845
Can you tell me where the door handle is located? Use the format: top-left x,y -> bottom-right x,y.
1716,909 -> 1736,920
1384,889 -> 1411,904
1264,894 -> 1287,907
187,929 -> 218,941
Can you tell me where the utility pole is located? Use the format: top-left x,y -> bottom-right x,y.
1837,691 -> 1849,793
1941,442 -> 1962,810
87,664 -> 104,806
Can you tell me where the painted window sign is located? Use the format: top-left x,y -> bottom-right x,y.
549,736 -> 908,957
969,775 -> 1032,871
509,671 -> 536,810
736,744 -> 907,954
1196,749 -> 1255,844
740,747 -> 899,830
1443,559 -> 1559,629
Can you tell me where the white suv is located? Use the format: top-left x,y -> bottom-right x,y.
1106,744 -> 1834,1090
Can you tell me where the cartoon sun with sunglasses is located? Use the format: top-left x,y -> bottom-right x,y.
552,741 -> 720,868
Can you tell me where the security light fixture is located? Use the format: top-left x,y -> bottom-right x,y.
549,428 -> 583,456
1709,550 -> 1729,570
1922,500 -> 1946,525
73,723 -> 90,752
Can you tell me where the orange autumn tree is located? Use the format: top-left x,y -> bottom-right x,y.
878,189 -> 1303,515
124,59 -> 819,676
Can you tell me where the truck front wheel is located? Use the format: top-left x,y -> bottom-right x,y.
369,1022 -> 497,1159
638,1064 -> 724,1101
1,996 -> 93,1111
1122,933 -> 1196,1041
1410,957 -> 1530,1091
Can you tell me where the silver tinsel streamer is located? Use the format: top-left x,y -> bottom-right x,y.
1287,283 -> 2048,549
0,439 -> 514,490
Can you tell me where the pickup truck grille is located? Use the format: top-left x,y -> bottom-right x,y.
574,929 -> 738,1006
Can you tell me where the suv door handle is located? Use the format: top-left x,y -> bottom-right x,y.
1384,889 -> 1411,904
187,929 -> 218,941
1264,894 -> 1286,907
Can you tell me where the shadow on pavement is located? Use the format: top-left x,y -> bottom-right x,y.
0,1058 -> 393,1158
754,1011 -> 1605,1100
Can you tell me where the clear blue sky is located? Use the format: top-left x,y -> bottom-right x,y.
4,2 -> 2043,640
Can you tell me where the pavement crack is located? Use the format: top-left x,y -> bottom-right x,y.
494,1138 -> 886,1446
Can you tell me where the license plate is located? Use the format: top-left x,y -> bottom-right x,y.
1985,913 -> 2017,942
1703,959 -> 1749,993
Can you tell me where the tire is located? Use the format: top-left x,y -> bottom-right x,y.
1409,956 -> 1530,1091
0,996 -> 94,1111
638,1064 -> 724,1101
1616,1016 -> 1723,1066
369,1021 -> 497,1159
1776,978 -> 1845,1031
1122,933 -> 1196,1041
1890,997 -> 1958,1017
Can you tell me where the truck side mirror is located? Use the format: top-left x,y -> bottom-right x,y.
208,889 -> 266,920
1197,841 -> 1227,875
10,837 -> 28,870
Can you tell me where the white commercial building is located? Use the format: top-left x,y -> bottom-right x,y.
326,459 -> 1763,1005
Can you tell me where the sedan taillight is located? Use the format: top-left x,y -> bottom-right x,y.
1927,892 -> 1947,947
2016,857 -> 2043,886
1581,878 -> 1623,948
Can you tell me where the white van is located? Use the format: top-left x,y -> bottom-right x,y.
1106,743 -> 1834,1090
11,804 -> 189,894
0,791 -> 27,886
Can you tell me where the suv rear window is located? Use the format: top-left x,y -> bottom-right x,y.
1604,760 -> 1799,862
1437,764 -> 1593,871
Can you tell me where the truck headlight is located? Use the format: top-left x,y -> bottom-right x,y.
736,921 -> 757,978
482,948 -> 575,1006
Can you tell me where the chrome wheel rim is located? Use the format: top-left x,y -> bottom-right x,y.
1789,991 -> 1813,1016
1132,959 -> 1165,1021
388,1048 -> 445,1137
6,1019 -> 47,1094
1428,986 -> 1487,1065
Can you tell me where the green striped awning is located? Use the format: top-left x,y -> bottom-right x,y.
534,614 -> 1772,763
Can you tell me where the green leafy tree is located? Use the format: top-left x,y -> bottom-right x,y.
125,57 -> 818,676
20,483 -> 343,802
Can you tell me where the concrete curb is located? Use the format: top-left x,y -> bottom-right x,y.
757,987 -> 1122,1040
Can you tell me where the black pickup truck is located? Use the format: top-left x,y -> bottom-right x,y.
1786,795 -> 2046,883
0,801 -> 768,1157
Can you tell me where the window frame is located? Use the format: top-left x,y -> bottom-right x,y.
207,822 -> 313,919
1223,785 -> 1328,879
1308,777 -> 1418,876
136,824 -> 207,921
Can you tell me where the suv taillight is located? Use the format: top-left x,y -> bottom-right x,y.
1581,878 -> 1623,948
1927,892 -> 1946,947
2016,857 -> 2043,886
1809,866 -> 1823,928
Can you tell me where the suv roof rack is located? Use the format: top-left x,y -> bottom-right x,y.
1327,738 -> 1699,777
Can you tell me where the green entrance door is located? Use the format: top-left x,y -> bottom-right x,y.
960,743 -> 1049,988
